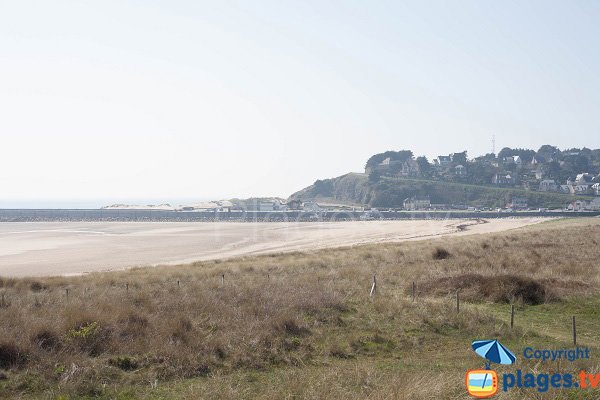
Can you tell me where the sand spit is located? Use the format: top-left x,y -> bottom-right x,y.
0,218 -> 547,277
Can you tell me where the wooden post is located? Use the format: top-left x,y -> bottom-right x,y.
1,293 -> 4,307
177,280 -> 180,288
369,275 -> 377,297
510,304 -> 515,329
572,316 -> 577,346
126,283 -> 129,292
412,282 -> 416,302
65,288 -> 69,300
456,290 -> 460,313
221,274 -> 225,286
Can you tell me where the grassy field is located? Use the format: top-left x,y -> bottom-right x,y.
0,218 -> 599,399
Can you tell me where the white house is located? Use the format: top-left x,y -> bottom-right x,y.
574,185 -> 590,194
403,196 -> 431,210
436,155 -> 452,167
455,164 -> 466,176
576,173 -> 594,185
514,156 -> 523,167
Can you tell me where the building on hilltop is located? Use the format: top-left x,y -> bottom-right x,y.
454,164 -> 466,176
492,173 -> 515,185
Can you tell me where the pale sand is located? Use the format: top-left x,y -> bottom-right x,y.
0,218 -> 547,277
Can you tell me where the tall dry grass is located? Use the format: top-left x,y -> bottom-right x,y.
0,218 -> 598,398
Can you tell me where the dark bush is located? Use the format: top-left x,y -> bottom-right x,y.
0,342 -> 26,369
32,329 -> 61,351
30,281 -> 46,292
417,273 -> 552,305
432,247 -> 451,260
109,356 -> 138,371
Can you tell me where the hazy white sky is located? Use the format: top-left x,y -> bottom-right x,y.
1,1 -> 599,204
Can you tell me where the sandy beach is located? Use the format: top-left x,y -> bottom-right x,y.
0,218 -> 546,277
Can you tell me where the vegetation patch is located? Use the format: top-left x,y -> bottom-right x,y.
0,342 -> 27,370
432,247 -> 451,260
417,273 -> 553,305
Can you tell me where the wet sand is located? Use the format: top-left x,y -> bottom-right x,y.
0,218 -> 546,277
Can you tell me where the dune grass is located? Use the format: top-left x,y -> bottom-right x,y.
0,218 -> 599,399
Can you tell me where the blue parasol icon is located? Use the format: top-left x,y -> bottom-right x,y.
472,339 -> 516,365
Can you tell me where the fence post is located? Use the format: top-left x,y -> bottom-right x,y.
221,274 -> 225,286
65,288 -> 69,300
369,275 -> 377,297
126,283 -> 129,293
456,290 -> 460,313
510,304 -> 515,329
177,280 -> 180,288
412,281 -> 416,302
572,316 -> 577,346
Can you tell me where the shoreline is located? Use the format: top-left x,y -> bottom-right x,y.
0,218 -> 550,278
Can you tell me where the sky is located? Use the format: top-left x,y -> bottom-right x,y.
1,1 -> 599,206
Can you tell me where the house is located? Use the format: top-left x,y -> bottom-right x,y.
400,159 -> 420,176
514,156 -> 523,167
492,173 -> 515,185
559,185 -> 573,194
380,157 -> 391,166
593,183 -> 600,196
568,200 -> 588,211
574,185 -> 590,194
258,201 -> 276,211
539,180 -> 558,192
403,196 -> 431,211
436,155 -> 452,167
508,196 -> 528,210
454,164 -> 466,176
502,156 -> 515,165
530,156 -> 542,165
302,201 -> 322,212
576,173 -> 594,185
586,197 -> 600,211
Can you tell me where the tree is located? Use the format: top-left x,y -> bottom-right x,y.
537,145 -> 561,161
497,147 -> 513,160
365,150 -> 414,169
416,156 -> 431,176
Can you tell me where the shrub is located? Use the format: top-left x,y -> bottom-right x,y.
30,281 -> 46,292
109,356 -> 138,371
32,329 -> 61,351
432,247 -> 451,260
0,342 -> 26,369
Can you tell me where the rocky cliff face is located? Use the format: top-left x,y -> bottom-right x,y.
288,173 -> 373,205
